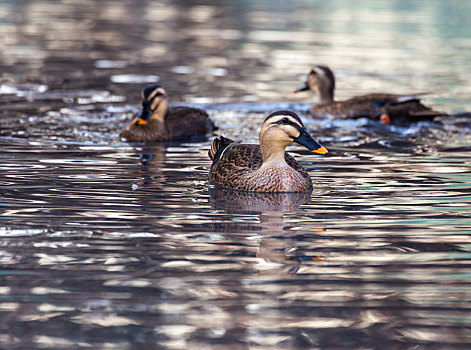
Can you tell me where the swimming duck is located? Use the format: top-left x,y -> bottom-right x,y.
208,110 -> 328,192
121,84 -> 216,141
294,65 -> 447,124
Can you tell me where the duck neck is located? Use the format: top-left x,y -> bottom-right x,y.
318,83 -> 334,104
260,135 -> 288,166
149,98 -> 169,123
149,109 -> 167,123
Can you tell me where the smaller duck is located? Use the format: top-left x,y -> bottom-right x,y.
208,110 -> 327,193
121,84 -> 216,141
294,65 -> 447,124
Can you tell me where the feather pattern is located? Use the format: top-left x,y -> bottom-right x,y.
209,140 -> 312,192
208,111 -> 325,193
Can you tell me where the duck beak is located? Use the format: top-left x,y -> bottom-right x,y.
135,104 -> 152,125
294,128 -> 328,155
293,82 -> 310,93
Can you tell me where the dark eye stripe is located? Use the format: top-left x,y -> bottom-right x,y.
146,93 -> 164,103
277,118 -> 291,125
273,117 -> 301,130
265,110 -> 305,127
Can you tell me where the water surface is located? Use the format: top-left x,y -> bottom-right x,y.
1,0 -> 471,349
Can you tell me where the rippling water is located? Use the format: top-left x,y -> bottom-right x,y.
1,0 -> 471,349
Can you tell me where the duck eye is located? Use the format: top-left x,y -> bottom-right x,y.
281,118 -> 290,124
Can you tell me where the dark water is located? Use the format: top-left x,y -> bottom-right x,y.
1,1 -> 471,349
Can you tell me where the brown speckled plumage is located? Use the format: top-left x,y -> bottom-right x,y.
296,65 -> 447,123
209,142 -> 312,192
120,85 -> 215,142
208,111 -> 327,193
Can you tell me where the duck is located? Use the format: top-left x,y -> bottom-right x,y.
208,110 -> 328,193
294,65 -> 447,124
120,84 -> 216,141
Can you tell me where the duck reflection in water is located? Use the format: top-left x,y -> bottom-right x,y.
210,187 -> 322,275
132,145 -> 168,185
208,110 -> 327,274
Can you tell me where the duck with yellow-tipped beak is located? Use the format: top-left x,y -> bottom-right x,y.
208,110 -> 327,193
121,84 -> 216,142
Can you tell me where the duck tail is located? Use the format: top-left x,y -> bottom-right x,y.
208,117 -> 218,131
209,136 -> 234,161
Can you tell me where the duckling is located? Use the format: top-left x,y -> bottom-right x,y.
121,84 -> 216,141
208,110 -> 327,193
294,65 -> 447,124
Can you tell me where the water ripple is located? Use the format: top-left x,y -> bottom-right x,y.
1,0 -> 471,348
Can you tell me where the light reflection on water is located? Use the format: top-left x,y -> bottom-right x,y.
1,0 -> 471,349
1,135 -> 470,348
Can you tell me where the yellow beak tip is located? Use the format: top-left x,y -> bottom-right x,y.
136,119 -> 148,126
312,146 -> 328,155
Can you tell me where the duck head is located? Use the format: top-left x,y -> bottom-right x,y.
260,110 -> 327,162
294,65 -> 335,104
135,84 -> 169,126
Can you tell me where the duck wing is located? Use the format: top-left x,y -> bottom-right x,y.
352,94 -> 447,122
209,136 -> 235,161
314,93 -> 446,121
341,93 -> 412,118
208,141 -> 260,189
311,94 -> 402,119
166,106 -> 216,139
210,140 -> 262,169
